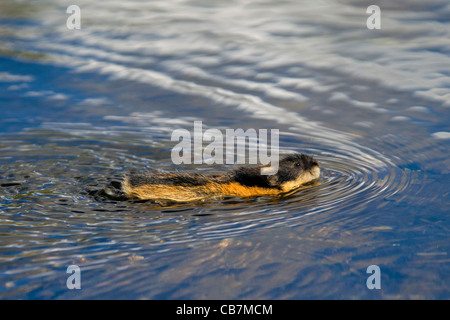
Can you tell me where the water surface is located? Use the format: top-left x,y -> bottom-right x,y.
0,0 -> 449,299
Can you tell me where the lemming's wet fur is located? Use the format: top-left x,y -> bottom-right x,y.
122,153 -> 319,202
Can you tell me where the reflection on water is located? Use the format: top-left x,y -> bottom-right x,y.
0,0 -> 449,299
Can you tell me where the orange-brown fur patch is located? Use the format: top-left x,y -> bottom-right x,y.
218,182 -> 281,198
123,177 -> 283,202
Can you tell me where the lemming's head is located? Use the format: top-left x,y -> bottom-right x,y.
263,153 -> 320,192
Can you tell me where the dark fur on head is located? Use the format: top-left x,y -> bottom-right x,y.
232,153 -> 319,189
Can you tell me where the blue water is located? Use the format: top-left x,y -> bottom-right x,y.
0,0 -> 449,299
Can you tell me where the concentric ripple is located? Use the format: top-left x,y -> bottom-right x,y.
315,145 -> 408,212
184,136 -> 415,235
0,120 -> 414,245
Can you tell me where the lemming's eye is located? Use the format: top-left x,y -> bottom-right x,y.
295,163 -> 301,167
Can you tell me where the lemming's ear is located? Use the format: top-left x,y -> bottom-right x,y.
267,174 -> 278,186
